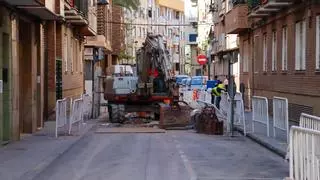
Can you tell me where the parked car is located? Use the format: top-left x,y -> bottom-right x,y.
190,76 -> 208,90
175,75 -> 190,85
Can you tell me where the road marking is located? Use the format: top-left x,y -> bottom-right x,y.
173,136 -> 197,180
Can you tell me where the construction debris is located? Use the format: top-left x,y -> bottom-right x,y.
194,106 -> 224,135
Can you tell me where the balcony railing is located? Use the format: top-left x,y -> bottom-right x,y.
74,0 -> 88,19
232,0 -> 247,6
247,0 -> 261,10
88,7 -> 97,33
248,0 -> 293,18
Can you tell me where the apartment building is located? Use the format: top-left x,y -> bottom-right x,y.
184,0 -> 198,75
208,0 -> 242,88
0,0 -> 96,143
124,0 -> 185,74
238,0 -> 320,119
0,0 -> 61,142
46,0 -> 97,118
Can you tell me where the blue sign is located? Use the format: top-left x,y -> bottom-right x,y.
93,47 -> 104,62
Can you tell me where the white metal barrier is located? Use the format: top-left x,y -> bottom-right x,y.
273,97 -> 289,142
55,98 -> 68,138
82,94 -> 92,120
183,89 -> 251,136
233,93 -> 247,136
183,90 -> 193,104
300,113 -> 320,131
69,98 -> 84,134
252,96 -> 270,137
289,126 -> 320,180
220,92 -> 229,116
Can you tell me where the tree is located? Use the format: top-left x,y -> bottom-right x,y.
113,0 -> 140,11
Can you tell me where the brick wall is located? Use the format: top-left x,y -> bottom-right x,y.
112,5 -> 124,55
62,25 -> 84,100
240,4 -> 320,116
97,5 -> 106,36
225,4 -> 248,34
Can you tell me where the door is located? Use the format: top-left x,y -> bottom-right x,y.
2,32 -> 10,141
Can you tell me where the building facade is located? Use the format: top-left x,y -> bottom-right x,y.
124,0 -> 185,74
184,0 -> 198,76
238,0 -> 320,120
208,0 -> 243,88
46,0 -> 97,119
0,0 -> 96,143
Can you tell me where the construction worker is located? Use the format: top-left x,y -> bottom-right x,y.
211,76 -> 219,104
212,80 -> 226,109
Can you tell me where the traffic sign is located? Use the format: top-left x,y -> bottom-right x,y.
197,54 -> 207,65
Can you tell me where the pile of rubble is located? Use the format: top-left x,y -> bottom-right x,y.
192,106 -> 224,135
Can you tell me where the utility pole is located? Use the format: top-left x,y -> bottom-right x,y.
228,54 -> 235,137
207,41 -> 212,80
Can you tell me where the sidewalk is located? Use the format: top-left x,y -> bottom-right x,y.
0,120 -> 97,180
235,111 -> 297,158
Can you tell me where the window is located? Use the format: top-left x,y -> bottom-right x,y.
316,16 -> 320,70
73,39 -> 78,72
133,26 -> 136,37
243,40 -> 249,72
253,35 -> 259,72
263,33 -> 267,71
272,31 -> 277,71
295,20 -> 306,70
282,26 -> 288,71
175,11 -> 180,19
64,33 -> 68,72
70,36 -> 74,72
79,45 -> 82,73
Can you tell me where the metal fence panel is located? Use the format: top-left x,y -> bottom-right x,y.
252,96 -> 270,137
69,98 -> 84,134
233,93 -> 247,136
273,97 -> 289,142
289,126 -> 320,180
300,113 -> 320,131
220,92 -> 229,116
55,98 -> 67,138
82,94 -> 92,120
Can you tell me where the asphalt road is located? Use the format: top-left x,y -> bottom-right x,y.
33,130 -> 289,180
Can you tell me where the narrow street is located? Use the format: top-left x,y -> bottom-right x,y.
33,129 -> 288,180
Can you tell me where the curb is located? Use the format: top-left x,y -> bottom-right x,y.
234,127 -> 286,158
22,122 -> 96,180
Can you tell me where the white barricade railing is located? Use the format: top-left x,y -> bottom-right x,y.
220,92 -> 229,116
273,97 -> 289,142
233,93 -> 247,136
183,90 -> 193,104
82,94 -> 92,120
252,96 -> 270,137
300,113 -> 320,131
55,98 -> 67,138
289,126 -> 320,180
69,98 -> 84,134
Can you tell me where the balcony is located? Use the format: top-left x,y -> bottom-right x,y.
248,0 -> 293,18
65,0 -> 88,25
1,0 -> 58,19
225,4 -> 249,34
80,7 -> 97,36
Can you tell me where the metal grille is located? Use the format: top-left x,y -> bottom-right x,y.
289,103 -> 313,123
56,59 -> 63,100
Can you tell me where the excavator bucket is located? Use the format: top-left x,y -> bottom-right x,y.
159,101 -> 193,129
